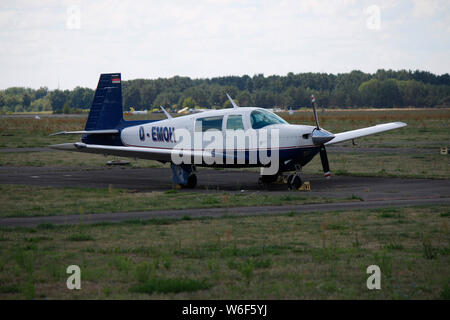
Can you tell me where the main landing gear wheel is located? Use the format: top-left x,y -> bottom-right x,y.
287,174 -> 302,190
171,163 -> 197,189
184,174 -> 197,189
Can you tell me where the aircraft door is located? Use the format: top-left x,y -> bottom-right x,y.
195,116 -> 224,151
224,114 -> 247,165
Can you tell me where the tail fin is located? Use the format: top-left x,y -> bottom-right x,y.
85,73 -> 123,130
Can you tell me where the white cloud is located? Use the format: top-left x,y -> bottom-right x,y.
412,0 -> 439,18
0,0 -> 449,89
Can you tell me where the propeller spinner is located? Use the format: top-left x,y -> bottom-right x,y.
310,95 -> 334,179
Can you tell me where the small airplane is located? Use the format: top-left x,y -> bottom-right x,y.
50,73 -> 407,189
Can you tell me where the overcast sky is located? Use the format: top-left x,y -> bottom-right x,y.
1,0 -> 449,89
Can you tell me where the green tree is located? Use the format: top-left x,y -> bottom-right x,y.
182,87 -> 208,107
182,97 -> 197,109
123,85 -> 141,109
379,79 -> 402,107
0,93 -> 5,108
49,90 -> 68,113
330,87 -> 346,107
396,80 -> 428,107
140,85 -> 157,109
154,92 -> 178,107
34,87 -> 48,100
22,92 -> 31,109
285,86 -> 309,108
359,79 -> 380,107
5,94 -> 21,108
69,87 -> 93,109
237,90 -> 252,107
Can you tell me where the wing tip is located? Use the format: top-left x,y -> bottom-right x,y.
395,121 -> 407,127
49,131 -> 66,136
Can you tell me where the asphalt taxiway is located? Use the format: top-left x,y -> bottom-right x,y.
0,165 -> 448,227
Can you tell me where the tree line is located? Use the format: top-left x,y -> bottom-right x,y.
1,69 -> 449,114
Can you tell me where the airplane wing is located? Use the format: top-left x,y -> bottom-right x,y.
50,142 -> 213,162
325,122 -> 407,145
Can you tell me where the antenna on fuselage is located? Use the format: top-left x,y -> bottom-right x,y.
226,93 -> 239,109
160,106 -> 173,119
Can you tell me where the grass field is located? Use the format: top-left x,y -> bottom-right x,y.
0,184 -> 351,218
304,152 -> 449,179
0,151 -> 165,168
0,116 -> 86,149
0,205 -> 448,299
281,108 -> 449,149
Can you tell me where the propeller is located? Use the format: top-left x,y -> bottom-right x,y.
319,145 -> 331,178
310,94 -> 334,179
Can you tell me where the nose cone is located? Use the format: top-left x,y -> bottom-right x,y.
312,128 -> 335,145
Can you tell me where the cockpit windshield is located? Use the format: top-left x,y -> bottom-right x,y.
250,109 -> 287,129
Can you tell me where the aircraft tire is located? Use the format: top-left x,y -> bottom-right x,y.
287,175 -> 302,190
185,174 -> 197,188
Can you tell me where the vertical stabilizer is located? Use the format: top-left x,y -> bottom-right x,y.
85,73 -> 123,130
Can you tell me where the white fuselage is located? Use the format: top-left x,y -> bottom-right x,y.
121,107 -> 316,151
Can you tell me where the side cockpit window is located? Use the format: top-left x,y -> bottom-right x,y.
226,115 -> 244,130
195,116 -> 223,132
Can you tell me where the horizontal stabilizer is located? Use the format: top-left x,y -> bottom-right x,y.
50,129 -> 119,136
325,122 -> 407,145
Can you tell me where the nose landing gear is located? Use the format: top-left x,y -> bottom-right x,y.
287,164 -> 303,190
287,173 -> 302,190
258,164 -> 304,190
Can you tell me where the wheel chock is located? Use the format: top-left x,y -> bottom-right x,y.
275,175 -> 286,184
297,181 -> 311,191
